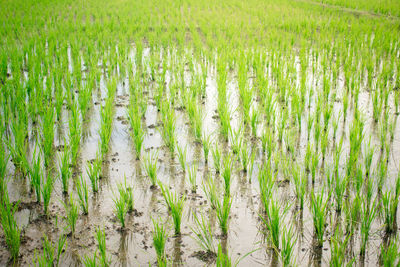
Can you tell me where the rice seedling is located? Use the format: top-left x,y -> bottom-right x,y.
333,174 -> 348,212
380,237 -> 399,266
160,101 -> 176,153
176,144 -> 187,173
201,133 -> 212,163
96,227 -> 109,267
41,104 -> 55,167
216,243 -> 232,267
330,226 -> 353,267
127,104 -> 145,160
310,189 -> 329,247
113,189 -> 128,228
86,156 -> 102,193
259,163 -> 276,213
33,234 -> 67,267
221,153 -> 234,196
76,175 -> 89,215
152,218 -> 168,265
29,147 -> 42,202
291,165 -> 307,210
117,176 -> 134,213
229,127 -> 243,155
215,194 -> 232,236
82,253 -> 97,267
212,145 -> 222,173
261,198 -> 289,250
143,151 -> 158,188
42,173 -> 54,216
360,198 -> 377,256
58,147 -> 71,194
64,196 -> 79,235
280,225 -> 296,267
159,184 -> 185,235
187,163 -> 198,193
191,213 -> 216,254
0,191 -> 21,261
381,190 -> 398,234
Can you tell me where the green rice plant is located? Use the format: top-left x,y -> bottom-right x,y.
332,111 -> 341,140
41,104 -> 55,167
381,191 -> 398,234
215,194 -> 232,236
239,142 -> 250,172
363,139 -> 374,179
191,212 -> 216,254
259,163 -> 276,213
160,101 -> 176,153
330,225 -> 353,267
187,163 -> 198,193
96,227 -> 109,267
333,174 -> 348,212
216,243 -> 232,267
143,151 -> 158,187
203,177 -> 219,210
291,165 -> 307,210
0,191 -> 21,261
68,100 -> 82,166
310,189 -> 329,247
113,190 -> 128,228
76,175 -> 89,215
201,133 -> 212,163
280,225 -> 296,267
152,218 -> 168,265
310,149 -> 319,183
212,145 -> 222,174
64,196 -> 79,236
218,103 -> 231,141
117,176 -> 134,213
127,104 -> 145,160
86,156 -> 102,193
307,114 -> 314,140
221,153 -> 234,196
7,117 -> 28,176
250,109 -> 259,137
229,127 -> 243,155
176,144 -> 187,173
82,253 -> 97,267
99,98 -> 115,158
33,234 -> 67,267
58,147 -> 71,194
42,173 -> 54,216
360,198 -> 377,256
29,147 -> 42,202
160,184 -> 185,235
260,198 -> 288,250
380,237 -> 399,266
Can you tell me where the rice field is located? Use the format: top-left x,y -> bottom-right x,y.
0,0 -> 400,266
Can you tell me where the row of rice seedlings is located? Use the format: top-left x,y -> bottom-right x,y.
159,183 -> 185,235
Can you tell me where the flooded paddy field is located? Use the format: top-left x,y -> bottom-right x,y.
0,0 -> 400,266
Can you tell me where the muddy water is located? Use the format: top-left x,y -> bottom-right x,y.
1,47 -> 399,267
